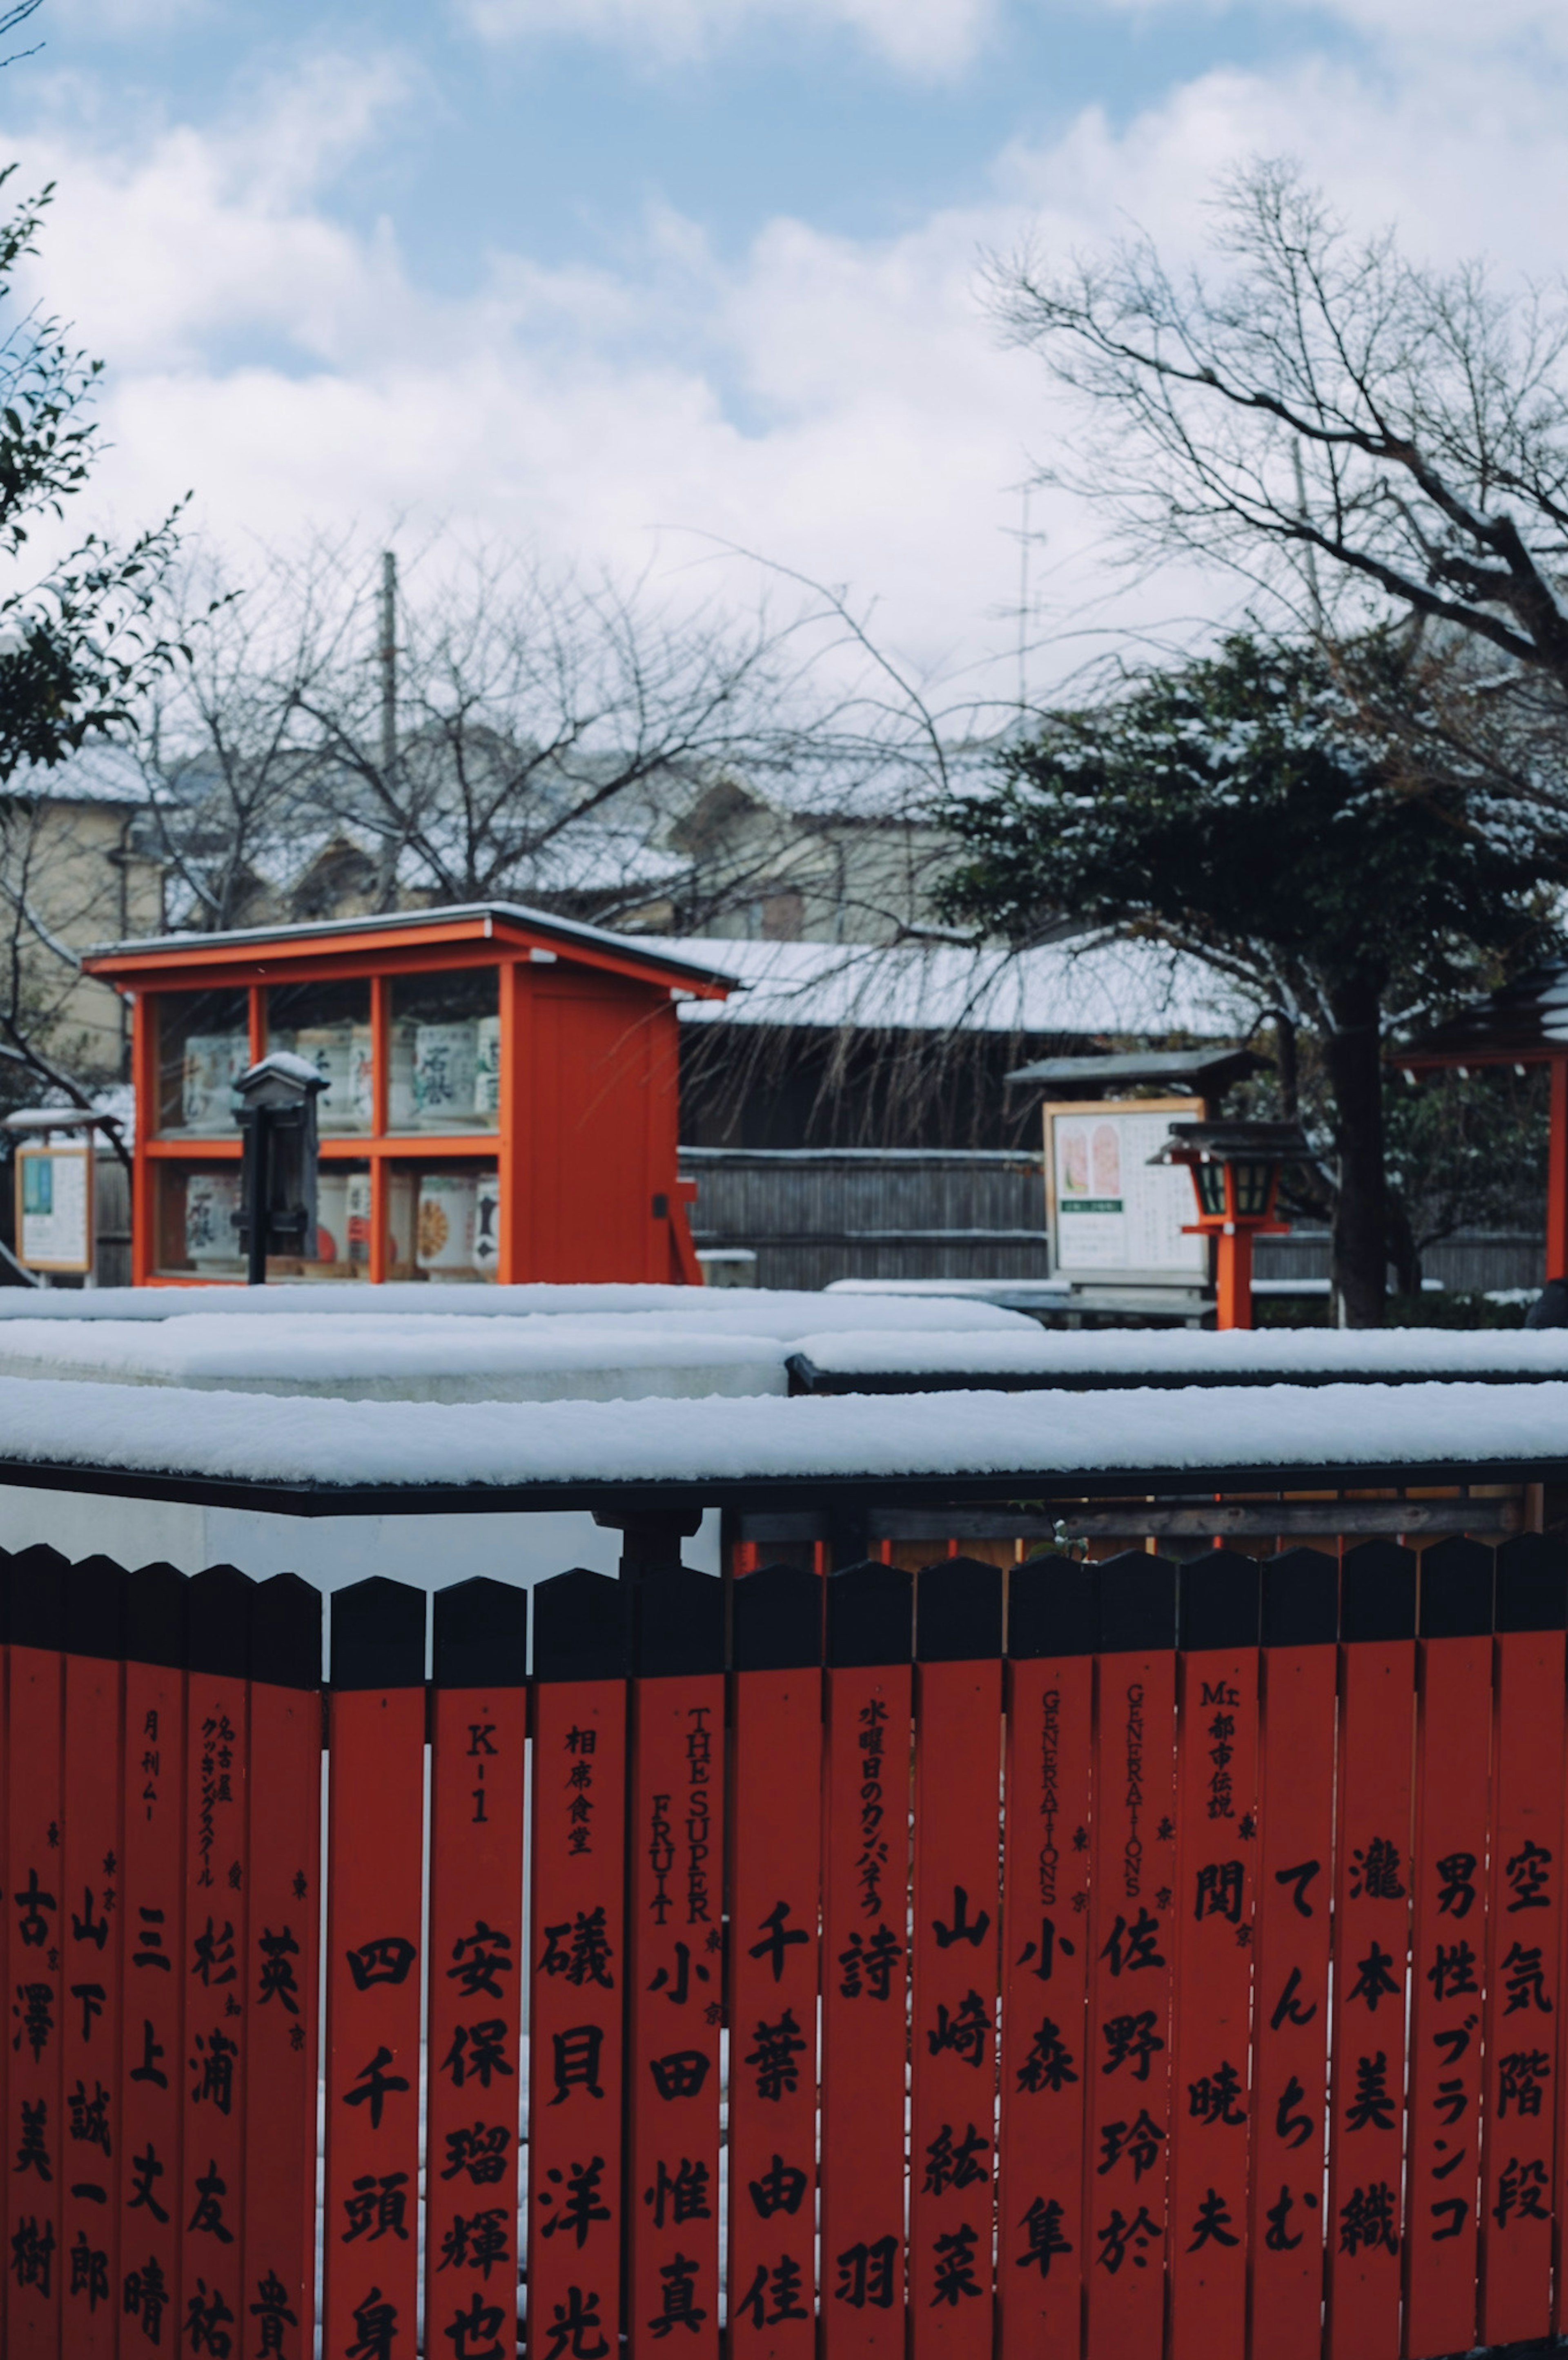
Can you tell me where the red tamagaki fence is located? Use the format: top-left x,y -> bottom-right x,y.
2,1532 -> 1568,2359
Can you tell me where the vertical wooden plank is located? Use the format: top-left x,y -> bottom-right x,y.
625,1567 -> 726,2360
1169,1552 -> 1262,2360
6,1546 -> 67,2360
1327,1541 -> 1417,2360
997,1558 -> 1096,2360
1480,1534 -> 1565,2349
1083,1554 -> 1178,2357
0,1552 -> 9,2351
528,1570 -> 631,2360
60,1557 -> 126,2355
243,1573 -> 323,2360
120,1562 -> 188,2360
321,1577 -> 427,2360
820,1560 -> 913,2360
1403,1538 -> 1491,2360
728,1565 -> 822,2360
1249,1548 -> 1338,2360
425,1579 -> 529,2360
179,1566 -> 254,2360
909,1559 -> 1003,2360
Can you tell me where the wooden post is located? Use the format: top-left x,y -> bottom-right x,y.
120,1560 -> 188,2360
243,1573 -> 323,2360
1083,1553 -> 1178,2357
60,1556 -> 126,2356
728,1565 -> 823,2360
5,1546 -> 66,2360
1405,1536 -> 1492,2360
1214,1229 -> 1255,1331
1327,1541 -> 1417,2360
998,1558 -> 1096,2360
1168,1551 -> 1262,2360
528,1570 -> 631,2360
1481,1535 -> 1565,2349
820,1561 -> 913,2360
179,1567 -> 254,2357
625,1567 -> 726,2360
1249,1549 -> 1339,2360
908,1558 -> 1003,2360
321,1577 -> 427,2360
427,1578 -> 528,2360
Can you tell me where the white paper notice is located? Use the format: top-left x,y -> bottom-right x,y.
1051,1110 -> 1206,1278
18,1145 -> 91,1269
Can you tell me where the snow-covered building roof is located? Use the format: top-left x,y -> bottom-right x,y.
644,934 -> 1251,1037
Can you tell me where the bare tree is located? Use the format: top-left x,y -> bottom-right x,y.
989,159 -> 1568,712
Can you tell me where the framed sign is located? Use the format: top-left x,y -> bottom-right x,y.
1044,1095 -> 1208,1283
15,1138 -> 94,1273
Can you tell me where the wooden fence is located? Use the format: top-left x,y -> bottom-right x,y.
2,1532 -> 1567,2359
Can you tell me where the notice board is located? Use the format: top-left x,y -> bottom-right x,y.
15,1138 -> 94,1272
1044,1095 -> 1208,1283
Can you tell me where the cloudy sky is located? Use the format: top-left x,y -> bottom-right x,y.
4,0 -> 1566,698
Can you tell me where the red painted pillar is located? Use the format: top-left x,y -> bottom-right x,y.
1214,1229 -> 1255,1331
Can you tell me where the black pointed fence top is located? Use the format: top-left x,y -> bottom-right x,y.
732,1563 -> 822,1672
1419,1537 -> 1493,1639
332,1576 -> 427,1690
65,1555 -> 126,1662
1179,1551 -> 1262,1652
1342,1539 -> 1417,1643
916,1555 -> 1002,1662
125,1561 -> 187,1670
826,1559 -> 913,1668
1099,1551 -> 1178,1654
1261,1548 -> 1338,1647
1008,1555 -> 1098,1659
434,1578 -> 528,1688
634,1564 -> 724,1678
187,1564 -> 253,1680
252,1572 -> 323,1689
1495,1531 -> 1568,1634
533,1568 -> 631,1682
9,1544 -> 67,1650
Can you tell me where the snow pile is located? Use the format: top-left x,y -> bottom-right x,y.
0,1374 -> 1559,1491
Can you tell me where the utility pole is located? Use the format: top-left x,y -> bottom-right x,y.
380,550 -> 398,778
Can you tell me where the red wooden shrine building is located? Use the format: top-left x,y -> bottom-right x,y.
84,901 -> 737,1287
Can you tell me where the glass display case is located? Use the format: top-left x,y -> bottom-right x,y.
387,968 -> 500,1132
267,979 -> 374,1133
155,990 -> 249,1136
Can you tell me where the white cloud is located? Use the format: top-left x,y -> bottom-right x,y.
6,13 -> 1568,708
460,0 -> 996,80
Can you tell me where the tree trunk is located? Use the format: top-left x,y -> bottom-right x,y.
1274,1012 -> 1298,1120
1323,977 -> 1386,1327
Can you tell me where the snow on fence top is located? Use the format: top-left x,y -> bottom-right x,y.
0,1373 -> 1561,1497
793,1327 -> 1568,1380
0,1284 -> 1033,1332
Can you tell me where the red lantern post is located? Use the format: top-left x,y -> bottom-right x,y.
1149,1123 -> 1307,1330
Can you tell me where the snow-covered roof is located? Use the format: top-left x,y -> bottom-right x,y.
0,1374 -> 1557,1498
644,935 -> 1251,1036
8,742 -> 155,808
83,901 -> 743,994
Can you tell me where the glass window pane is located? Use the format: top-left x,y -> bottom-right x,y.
385,1159 -> 499,1281
267,980 -> 374,1134
387,969 -> 500,1133
154,1158 -> 373,1279
154,991 -> 249,1136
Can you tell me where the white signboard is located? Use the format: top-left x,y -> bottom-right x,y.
16,1141 -> 94,1273
1045,1097 -> 1208,1282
